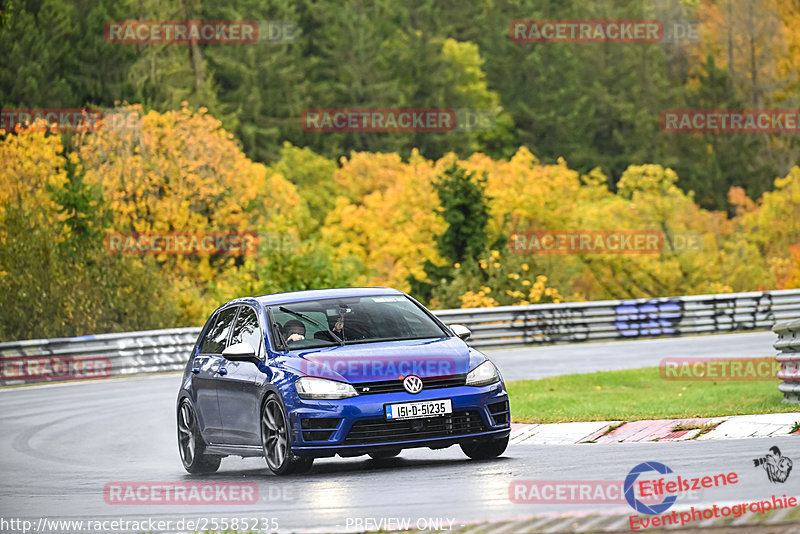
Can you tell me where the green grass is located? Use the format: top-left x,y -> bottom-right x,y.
507,366 -> 800,424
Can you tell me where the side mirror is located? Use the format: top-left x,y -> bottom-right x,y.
222,342 -> 259,363
450,324 -> 471,341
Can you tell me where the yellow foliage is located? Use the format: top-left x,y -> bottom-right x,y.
323,150 -> 445,290
738,166 -> 800,284
460,291 -> 499,308
0,127 -> 69,234
74,105 -> 306,295
4,106 -> 797,322
54,105 -> 311,320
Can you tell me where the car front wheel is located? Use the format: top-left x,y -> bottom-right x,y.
177,399 -> 222,474
261,394 -> 314,475
460,435 -> 509,460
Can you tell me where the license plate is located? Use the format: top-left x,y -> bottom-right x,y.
385,399 -> 452,420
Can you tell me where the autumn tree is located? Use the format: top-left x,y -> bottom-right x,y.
734,166 -> 800,289
321,150 -> 445,290
409,163 -> 492,303
0,124 -> 182,341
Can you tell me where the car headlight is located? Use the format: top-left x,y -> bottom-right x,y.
466,360 -> 500,386
295,377 -> 358,399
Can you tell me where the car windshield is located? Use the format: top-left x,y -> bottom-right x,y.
269,295 -> 447,350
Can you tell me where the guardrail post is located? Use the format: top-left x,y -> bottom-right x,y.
774,319 -> 800,403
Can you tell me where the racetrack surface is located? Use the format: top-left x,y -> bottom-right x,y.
1,332 -> 796,533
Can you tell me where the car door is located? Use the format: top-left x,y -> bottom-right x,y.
218,305 -> 265,446
191,306 -> 238,443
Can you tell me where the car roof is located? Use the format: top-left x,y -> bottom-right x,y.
251,287 -> 405,307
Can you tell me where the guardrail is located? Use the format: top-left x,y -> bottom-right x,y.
774,319 -> 800,404
437,289 -> 800,348
0,328 -> 200,386
1,289 -> 799,386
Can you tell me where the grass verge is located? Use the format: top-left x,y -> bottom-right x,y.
507,366 -> 800,424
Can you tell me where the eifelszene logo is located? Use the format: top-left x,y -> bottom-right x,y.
625,462 -> 678,515
624,462 -> 739,516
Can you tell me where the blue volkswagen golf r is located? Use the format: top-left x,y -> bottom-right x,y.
176,287 -> 510,475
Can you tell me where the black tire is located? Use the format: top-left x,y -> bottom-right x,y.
369,449 -> 401,460
261,394 -> 314,475
177,399 -> 222,474
286,456 -> 315,474
460,435 -> 509,460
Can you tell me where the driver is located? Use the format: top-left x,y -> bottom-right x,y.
283,319 -> 306,342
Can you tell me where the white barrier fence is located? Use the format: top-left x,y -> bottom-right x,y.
2,289 -> 800,386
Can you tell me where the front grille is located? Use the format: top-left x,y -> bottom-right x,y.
354,374 -> 467,395
488,400 -> 510,425
343,410 -> 487,445
301,417 -> 341,442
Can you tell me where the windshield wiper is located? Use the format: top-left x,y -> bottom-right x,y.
267,307 -> 289,350
277,306 -> 345,346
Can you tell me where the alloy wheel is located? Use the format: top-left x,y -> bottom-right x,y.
261,397 -> 289,470
178,400 -> 196,466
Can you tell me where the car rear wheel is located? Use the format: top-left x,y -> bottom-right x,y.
177,399 -> 222,474
460,435 -> 509,460
261,394 -> 314,475
368,449 -> 401,460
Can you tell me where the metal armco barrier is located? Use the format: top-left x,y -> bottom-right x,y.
774,319 -> 800,403
0,328 -> 201,386
1,289 -> 799,386
436,289 -> 800,348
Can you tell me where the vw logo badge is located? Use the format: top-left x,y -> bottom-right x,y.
403,375 -> 423,394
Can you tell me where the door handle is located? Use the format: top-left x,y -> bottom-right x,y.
191,368 -> 200,374
218,368 -> 228,376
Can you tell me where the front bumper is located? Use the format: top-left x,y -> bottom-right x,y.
285,381 -> 510,457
